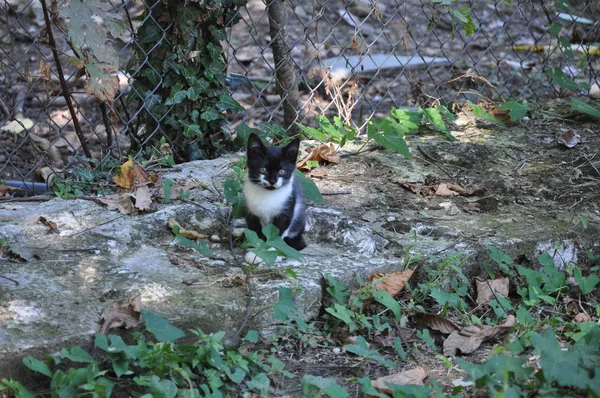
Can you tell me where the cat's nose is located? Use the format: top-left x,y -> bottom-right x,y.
268,177 -> 277,186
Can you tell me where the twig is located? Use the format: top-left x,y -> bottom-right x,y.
67,215 -> 126,237
40,0 -> 93,161
417,145 -> 456,180
0,274 -> 19,286
0,195 -> 55,203
100,102 -> 113,149
321,191 -> 351,195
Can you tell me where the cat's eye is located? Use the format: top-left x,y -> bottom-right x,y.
259,168 -> 267,174
278,169 -> 285,175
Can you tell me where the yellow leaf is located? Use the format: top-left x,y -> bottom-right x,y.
114,159 -> 134,189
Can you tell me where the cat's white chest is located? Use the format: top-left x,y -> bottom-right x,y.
243,176 -> 293,225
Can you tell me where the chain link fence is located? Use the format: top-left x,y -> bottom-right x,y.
1,0 -> 599,191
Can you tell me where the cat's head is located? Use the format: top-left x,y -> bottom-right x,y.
246,133 -> 299,190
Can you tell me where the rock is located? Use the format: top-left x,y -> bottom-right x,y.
361,210 -> 379,223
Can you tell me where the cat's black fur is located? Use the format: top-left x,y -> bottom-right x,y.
243,133 -> 307,250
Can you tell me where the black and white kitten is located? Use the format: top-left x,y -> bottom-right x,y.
243,133 -> 307,250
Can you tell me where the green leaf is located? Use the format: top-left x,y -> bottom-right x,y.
283,267 -> 297,279
0,379 -> 36,398
392,337 -> 407,361
391,108 -> 423,131
141,310 -> 185,343
200,108 -> 223,122
59,346 -> 95,363
243,330 -> 259,343
294,169 -> 323,202
273,287 -> 297,322
516,306 -> 534,327
176,232 -> 212,255
325,303 -> 355,326
296,122 -> 329,142
454,7 -> 476,36
302,375 -> 349,398
23,356 -> 52,377
165,84 -> 188,105
423,107 -> 455,140
416,329 -> 437,350
500,101 -> 530,121
367,121 -> 411,159
546,67 -> 582,91
216,91 -> 245,112
246,373 -> 270,394
163,178 -> 173,204
243,228 -> 262,248
372,290 -> 401,320
573,268 -> 600,295
344,336 -> 394,367
324,274 -> 350,303
570,98 -> 600,119
468,101 -> 506,127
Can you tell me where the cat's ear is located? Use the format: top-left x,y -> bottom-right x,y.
247,133 -> 264,152
284,138 -> 300,162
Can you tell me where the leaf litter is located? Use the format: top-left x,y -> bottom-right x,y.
98,295 -> 142,335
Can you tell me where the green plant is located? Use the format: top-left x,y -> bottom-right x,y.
0,310 -> 293,397
458,324 -> 600,397
242,224 -> 303,266
128,0 -> 248,160
52,157 -> 119,198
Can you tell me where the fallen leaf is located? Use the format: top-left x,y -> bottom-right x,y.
398,182 -> 437,196
98,193 -> 135,214
413,313 -> 461,334
436,183 -> 459,197
309,168 -> 328,178
296,143 -> 340,171
1,117 -> 34,134
38,216 -> 58,232
574,313 -> 591,322
558,130 -> 581,148
132,185 -> 152,211
475,277 -> 509,305
114,159 -> 135,189
490,108 -> 518,126
371,367 -> 428,394
0,184 -> 25,196
98,295 -> 142,335
443,315 -> 515,356
462,202 -> 481,214
370,269 -> 415,297
183,278 -> 200,285
168,218 -> 210,240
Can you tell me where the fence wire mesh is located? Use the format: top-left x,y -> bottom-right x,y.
1,0 -> 599,190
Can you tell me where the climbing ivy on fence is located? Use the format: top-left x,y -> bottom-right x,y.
128,0 -> 247,161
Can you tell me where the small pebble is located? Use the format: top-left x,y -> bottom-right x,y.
210,234 -> 220,242
386,216 -> 396,222
232,228 -> 245,238
332,347 -> 341,354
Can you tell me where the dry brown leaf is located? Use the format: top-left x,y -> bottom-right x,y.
443,315 -> 515,356
38,216 -> 57,232
98,193 -> 135,214
114,160 -> 155,190
168,218 -> 210,240
0,184 -> 25,196
558,129 -> 581,148
490,108 -> 519,126
296,143 -> 340,171
98,295 -> 142,335
476,277 -> 509,305
574,313 -> 591,322
370,367 -> 428,394
370,269 -> 415,297
309,168 -> 328,178
183,278 -> 201,285
132,185 -> 152,211
413,313 -> 461,334
398,182 -> 437,196
462,202 -> 481,214
436,183 -> 460,197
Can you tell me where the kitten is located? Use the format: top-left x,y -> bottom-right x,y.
243,133 -> 307,250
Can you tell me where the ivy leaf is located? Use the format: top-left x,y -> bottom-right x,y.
344,336 -> 394,367
570,98 -> 600,119
325,303 -> 355,326
246,373 -> 270,394
391,108 -> 423,132
200,108 -> 223,122
58,346 -> 95,363
165,83 -> 187,105
141,310 -> 185,343
216,92 -> 244,112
